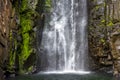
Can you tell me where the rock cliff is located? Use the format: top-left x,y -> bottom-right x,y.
0,0 -> 12,79
89,0 -> 120,76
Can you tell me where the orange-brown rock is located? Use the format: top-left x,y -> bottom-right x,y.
110,32 -> 120,76
0,0 -> 12,79
89,0 -> 120,75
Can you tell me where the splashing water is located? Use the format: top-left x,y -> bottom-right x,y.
38,0 -> 89,74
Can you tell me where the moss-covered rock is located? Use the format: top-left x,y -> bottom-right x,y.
7,0 -> 38,74
18,0 -> 38,73
88,0 -> 120,75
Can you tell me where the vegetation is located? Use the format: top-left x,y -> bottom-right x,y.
1,0 -> 119,78
8,0 -> 52,74
8,0 -> 38,74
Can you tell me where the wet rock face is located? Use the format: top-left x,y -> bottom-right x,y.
88,0 -> 111,71
110,32 -> 120,76
0,67 -> 4,80
0,0 -> 12,79
89,0 -> 120,75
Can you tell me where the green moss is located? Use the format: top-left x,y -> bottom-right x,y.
8,0 -> 38,74
20,0 -> 29,12
107,21 -> 114,27
8,30 -> 19,72
95,6 -> 100,10
28,66 -> 34,72
45,0 -> 51,7
9,50 -> 15,69
19,15 -> 32,73
45,0 -> 52,12
100,38 -> 105,43
21,17 -> 32,32
101,19 -> 105,23
7,0 -> 38,74
18,0 -> 37,73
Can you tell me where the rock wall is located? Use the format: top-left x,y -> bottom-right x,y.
0,0 -> 38,77
1,0 -> 120,78
0,0 -> 12,79
6,0 -> 38,74
89,0 -> 120,76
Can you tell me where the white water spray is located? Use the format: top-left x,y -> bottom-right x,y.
38,0 -> 89,74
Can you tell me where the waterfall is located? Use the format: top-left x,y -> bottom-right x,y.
38,0 -> 89,73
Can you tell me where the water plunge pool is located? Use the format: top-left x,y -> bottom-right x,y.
8,72 -> 114,80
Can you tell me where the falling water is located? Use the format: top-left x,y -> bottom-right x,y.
38,0 -> 88,73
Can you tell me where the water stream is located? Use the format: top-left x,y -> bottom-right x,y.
7,0 -> 115,80
38,0 -> 88,73
8,73 -> 114,80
